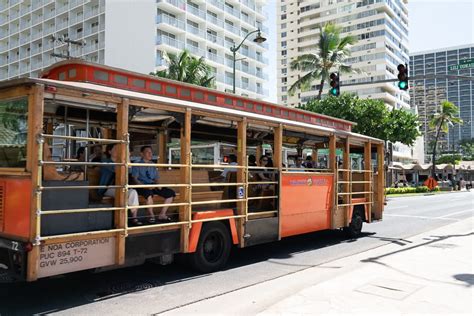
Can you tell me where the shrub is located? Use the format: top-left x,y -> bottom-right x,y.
385,186 -> 435,195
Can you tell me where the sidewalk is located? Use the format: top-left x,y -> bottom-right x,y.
164,217 -> 474,315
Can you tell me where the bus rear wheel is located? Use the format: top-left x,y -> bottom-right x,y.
344,208 -> 364,238
190,221 -> 231,273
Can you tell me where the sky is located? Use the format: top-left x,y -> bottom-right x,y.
263,0 -> 474,103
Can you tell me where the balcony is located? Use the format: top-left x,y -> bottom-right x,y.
30,44 -> 42,55
56,20 -> 69,31
32,1 -> 43,10
70,0 -> 84,8
187,45 -> 206,57
157,0 -> 186,10
84,42 -> 99,54
84,7 -> 99,19
19,34 -> 30,45
186,23 -> 205,38
10,9 -> 20,21
206,33 -> 223,46
225,58 -> 241,71
32,14 -> 44,25
57,3 -> 69,15
20,5 -> 31,16
224,23 -> 240,36
0,42 -> 9,52
207,14 -> 223,28
0,15 -> 7,25
44,8 -> 55,20
9,38 -> 19,49
256,70 -> 268,80
156,35 -> 185,50
208,0 -> 224,11
187,5 -> 206,20
256,54 -> 268,64
224,6 -> 240,19
0,55 -> 7,64
9,54 -> 19,63
207,51 -> 223,64
242,0 -> 256,10
43,24 -> 55,35
9,24 -> 19,35
19,49 -> 29,59
0,28 -> 7,39
156,14 -> 185,30
84,24 -> 99,36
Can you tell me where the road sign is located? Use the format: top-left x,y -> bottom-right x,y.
448,58 -> 474,71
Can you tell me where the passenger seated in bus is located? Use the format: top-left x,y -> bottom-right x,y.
289,156 -> 304,171
97,143 -> 142,226
89,144 -> 103,162
248,155 -> 257,167
303,156 -> 314,169
210,154 -> 238,182
42,142 -> 84,181
131,146 -> 176,223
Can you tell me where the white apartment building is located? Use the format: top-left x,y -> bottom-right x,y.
0,0 -> 269,99
277,0 -> 422,163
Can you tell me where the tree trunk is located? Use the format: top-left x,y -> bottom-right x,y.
431,119 -> 444,179
317,79 -> 325,100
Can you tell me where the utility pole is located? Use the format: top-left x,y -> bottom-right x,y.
51,35 -> 85,60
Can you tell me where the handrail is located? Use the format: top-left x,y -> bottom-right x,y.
41,133 -> 125,143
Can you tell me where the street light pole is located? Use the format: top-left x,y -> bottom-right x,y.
230,29 -> 266,94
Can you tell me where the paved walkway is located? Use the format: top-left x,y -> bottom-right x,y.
165,216 -> 474,315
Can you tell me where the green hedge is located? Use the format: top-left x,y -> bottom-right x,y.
385,186 -> 440,194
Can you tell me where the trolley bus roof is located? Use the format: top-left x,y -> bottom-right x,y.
0,78 -> 384,144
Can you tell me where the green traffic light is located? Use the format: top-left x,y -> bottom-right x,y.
330,88 -> 338,96
398,81 -> 408,89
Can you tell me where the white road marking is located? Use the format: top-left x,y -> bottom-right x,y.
384,214 -> 458,221
438,209 -> 474,218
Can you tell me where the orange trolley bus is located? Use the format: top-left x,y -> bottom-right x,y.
0,61 -> 385,282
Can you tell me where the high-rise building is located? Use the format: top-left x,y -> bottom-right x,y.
276,0 -> 417,163
0,0 -> 269,99
410,44 -> 473,159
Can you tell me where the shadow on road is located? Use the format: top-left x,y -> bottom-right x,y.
0,229 -> 367,315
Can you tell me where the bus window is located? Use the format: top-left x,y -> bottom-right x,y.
0,98 -> 28,168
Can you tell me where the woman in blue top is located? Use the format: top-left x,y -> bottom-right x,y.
131,146 -> 176,223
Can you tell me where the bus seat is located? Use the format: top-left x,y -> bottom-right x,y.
42,142 -> 84,181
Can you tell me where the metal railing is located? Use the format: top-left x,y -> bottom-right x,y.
336,168 -> 374,208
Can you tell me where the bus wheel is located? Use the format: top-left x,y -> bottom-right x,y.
344,209 -> 364,238
190,221 -> 231,273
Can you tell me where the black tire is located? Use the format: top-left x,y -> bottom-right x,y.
344,209 -> 364,238
190,221 -> 232,273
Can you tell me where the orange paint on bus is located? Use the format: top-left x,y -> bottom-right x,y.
0,177 -> 31,238
188,209 -> 239,253
280,173 -> 334,238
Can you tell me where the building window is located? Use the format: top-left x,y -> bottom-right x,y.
281,32 -> 287,38
281,50 -> 287,56
281,14 -> 286,20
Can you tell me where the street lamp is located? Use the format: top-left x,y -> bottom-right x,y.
230,29 -> 266,94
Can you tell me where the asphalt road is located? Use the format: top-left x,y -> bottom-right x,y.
0,191 -> 472,315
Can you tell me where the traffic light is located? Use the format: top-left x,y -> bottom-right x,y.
397,64 -> 409,90
329,72 -> 340,96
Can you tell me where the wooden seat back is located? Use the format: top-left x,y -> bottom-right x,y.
158,169 -> 214,192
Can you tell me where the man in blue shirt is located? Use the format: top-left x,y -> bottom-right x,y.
131,146 -> 175,223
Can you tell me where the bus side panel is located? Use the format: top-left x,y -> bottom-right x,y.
280,174 -> 333,238
1,177 -> 31,238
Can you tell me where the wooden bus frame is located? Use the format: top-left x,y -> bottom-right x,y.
0,62 -> 385,282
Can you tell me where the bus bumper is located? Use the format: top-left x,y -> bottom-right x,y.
0,237 -> 27,282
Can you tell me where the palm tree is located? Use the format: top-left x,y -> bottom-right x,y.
288,23 -> 358,100
151,50 -> 215,88
429,101 -> 463,178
